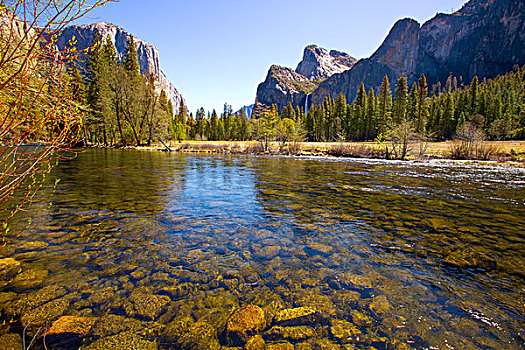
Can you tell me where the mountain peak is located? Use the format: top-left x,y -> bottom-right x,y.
56,23 -> 183,111
295,44 -> 356,80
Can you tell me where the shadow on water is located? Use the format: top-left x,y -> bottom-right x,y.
0,149 -> 523,349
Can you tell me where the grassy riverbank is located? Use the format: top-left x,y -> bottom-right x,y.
132,140 -> 525,166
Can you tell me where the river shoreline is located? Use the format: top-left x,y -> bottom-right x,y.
95,140 -> 525,169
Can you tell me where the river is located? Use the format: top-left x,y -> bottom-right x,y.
0,149 -> 524,349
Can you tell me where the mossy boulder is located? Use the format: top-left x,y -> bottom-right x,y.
225,305 -> 266,346
88,314 -> 162,340
349,310 -> 373,327
265,325 -> 316,341
296,293 -> 337,318
315,338 -> 342,349
11,268 -> 48,289
443,249 -> 496,270
368,295 -> 391,315
83,331 -> 157,350
45,316 -> 98,349
266,342 -> 294,350
48,316 -> 97,336
329,319 -> 361,343
162,315 -> 194,341
274,307 -> 320,327
21,297 -> 70,325
0,333 -> 22,350
23,285 -> 68,310
0,258 -> 20,280
307,242 -> 333,255
160,282 -> 194,298
178,320 -> 221,350
245,335 -> 266,350
340,273 -> 372,289
124,292 -> 171,320
295,342 -> 314,350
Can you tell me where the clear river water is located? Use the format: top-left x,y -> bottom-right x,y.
0,149 -> 524,349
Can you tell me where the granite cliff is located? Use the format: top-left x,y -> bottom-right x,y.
255,0 -> 524,112
311,0 -> 525,105
56,22 -> 184,111
254,45 -> 356,115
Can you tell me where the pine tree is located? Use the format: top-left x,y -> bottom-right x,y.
393,76 -> 408,125
209,110 -> 218,140
408,82 -> 418,123
469,76 -> 479,115
85,29 -> 104,144
377,75 -> 392,136
441,93 -> 456,139
123,36 -> 141,79
366,88 -> 376,140
334,92 -> 347,139
417,74 -> 428,133
68,64 -> 85,103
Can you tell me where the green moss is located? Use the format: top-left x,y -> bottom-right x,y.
245,335 -> 266,350
265,325 -> 317,341
0,333 -> 22,350
89,314 -> 162,339
21,297 -> 70,325
178,320 -> 221,350
350,310 -> 373,327
266,342 -> 294,350
329,319 -> 361,343
124,292 -> 171,320
83,331 -> 157,350
368,295 -> 391,315
274,307 -> 320,326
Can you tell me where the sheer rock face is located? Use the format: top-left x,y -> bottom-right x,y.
56,22 -> 184,111
254,45 -> 355,116
253,65 -> 318,116
312,0 -> 525,104
296,45 -> 356,79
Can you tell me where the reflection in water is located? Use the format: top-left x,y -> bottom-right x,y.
0,149 -> 524,349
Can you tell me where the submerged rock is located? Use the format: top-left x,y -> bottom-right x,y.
329,319 -> 361,343
0,258 -> 20,279
48,315 -> 97,335
274,307 -> 320,327
21,297 -> 70,325
307,242 -> 334,255
265,325 -> 317,341
88,314 -> 162,340
45,316 -> 98,348
314,338 -> 342,349
368,295 -> 391,315
349,310 -> 373,327
225,305 -> 266,346
11,268 -> 48,289
124,292 -> 171,320
0,333 -> 22,350
178,320 -> 221,350
266,342 -> 295,350
245,335 -> 266,350
443,249 -> 496,270
83,331 -> 158,350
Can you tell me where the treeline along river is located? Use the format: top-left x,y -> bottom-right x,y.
0,149 -> 524,349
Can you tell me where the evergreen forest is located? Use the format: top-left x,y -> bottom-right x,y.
79,33 -> 525,148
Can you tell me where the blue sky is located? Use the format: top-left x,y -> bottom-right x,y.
77,0 -> 467,113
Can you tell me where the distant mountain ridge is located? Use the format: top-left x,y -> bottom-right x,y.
56,22 -> 184,111
255,0 -> 525,114
236,104 -> 254,118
